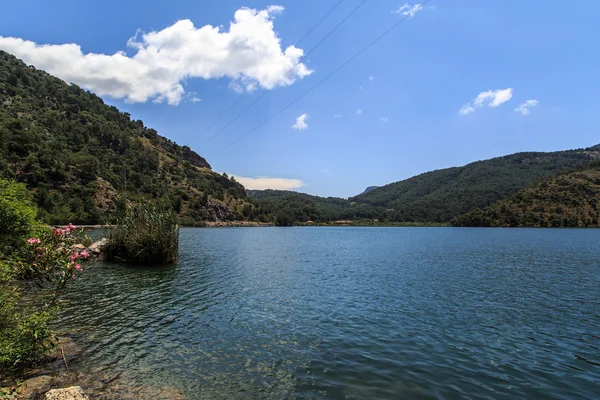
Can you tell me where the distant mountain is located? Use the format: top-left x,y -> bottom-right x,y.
250,147 -> 600,225
0,50 -> 257,224
452,161 -> 600,227
358,186 -> 379,196
351,148 -> 600,223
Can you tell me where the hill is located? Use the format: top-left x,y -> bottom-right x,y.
0,50 -> 257,224
252,148 -> 600,225
248,190 -> 351,225
351,149 -> 600,223
452,162 -> 600,227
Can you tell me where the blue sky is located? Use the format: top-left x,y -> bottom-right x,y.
1,0 -> 598,197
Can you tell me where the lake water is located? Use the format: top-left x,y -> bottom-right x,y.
58,227 -> 600,399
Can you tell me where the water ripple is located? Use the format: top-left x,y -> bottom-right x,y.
57,227 -> 600,399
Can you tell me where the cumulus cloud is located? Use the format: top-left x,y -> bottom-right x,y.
232,175 -> 304,190
356,108 -> 364,115
190,97 -> 202,103
515,99 -> 539,116
392,3 -> 424,18
460,88 -> 513,115
292,113 -> 309,130
0,5 -> 312,105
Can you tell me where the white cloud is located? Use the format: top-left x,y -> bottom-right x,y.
291,113 -> 309,130
0,5 -> 312,105
460,88 -> 513,115
368,75 -> 375,81
190,97 -> 202,103
333,113 -> 342,118
459,105 -> 476,116
356,108 -> 364,115
232,175 -> 304,190
515,99 -> 539,116
392,3 -> 424,18
380,117 -> 389,122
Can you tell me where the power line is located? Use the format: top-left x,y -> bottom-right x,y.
209,0 -> 432,158
188,0 -> 347,143
195,0 -> 368,150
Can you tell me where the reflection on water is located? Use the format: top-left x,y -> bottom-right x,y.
58,227 -> 600,399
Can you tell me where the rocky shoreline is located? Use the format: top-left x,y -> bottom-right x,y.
1,336 -> 184,399
202,221 -> 273,228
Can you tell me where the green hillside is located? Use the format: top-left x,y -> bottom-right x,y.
452,162 -> 600,227
248,190 -> 352,225
252,149 -> 600,225
0,50 -> 255,224
351,149 -> 600,223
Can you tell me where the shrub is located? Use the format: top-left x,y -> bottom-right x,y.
104,202 -> 179,265
0,278 -> 55,370
0,178 -> 37,255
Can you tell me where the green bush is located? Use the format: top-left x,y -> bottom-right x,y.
105,202 -> 179,265
0,262 -> 55,371
0,178 -> 37,254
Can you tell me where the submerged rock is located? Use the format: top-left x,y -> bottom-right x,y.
16,375 -> 53,398
45,386 -> 88,400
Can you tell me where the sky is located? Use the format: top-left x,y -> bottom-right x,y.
1,0 -> 598,197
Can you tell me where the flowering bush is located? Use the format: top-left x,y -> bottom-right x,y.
1,223 -> 90,370
17,224 -> 90,296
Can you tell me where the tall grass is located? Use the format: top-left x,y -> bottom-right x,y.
104,202 -> 179,265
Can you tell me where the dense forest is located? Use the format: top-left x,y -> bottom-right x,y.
452,161 -> 600,227
0,51 -> 263,225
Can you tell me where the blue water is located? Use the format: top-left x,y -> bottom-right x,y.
59,227 -> 600,399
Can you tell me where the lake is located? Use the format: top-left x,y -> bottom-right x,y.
58,227 -> 600,399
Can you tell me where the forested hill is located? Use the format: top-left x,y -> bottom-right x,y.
250,148 -> 600,225
248,190 -> 351,225
350,149 -> 600,223
452,161 -> 600,227
0,50 -> 258,224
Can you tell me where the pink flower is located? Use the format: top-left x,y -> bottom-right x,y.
74,264 -> 82,272
53,228 -> 64,236
70,252 -> 79,261
27,238 -> 41,245
66,223 -> 77,232
80,250 -> 89,259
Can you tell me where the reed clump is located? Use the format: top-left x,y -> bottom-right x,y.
104,202 -> 179,265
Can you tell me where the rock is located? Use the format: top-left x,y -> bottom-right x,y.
88,238 -> 108,254
17,375 -> 53,398
70,244 -> 85,250
45,386 -> 88,400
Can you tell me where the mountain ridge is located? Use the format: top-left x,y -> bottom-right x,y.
251,147 -> 600,224
0,50 -> 259,224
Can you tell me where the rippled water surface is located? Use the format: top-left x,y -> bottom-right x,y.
59,227 -> 600,399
